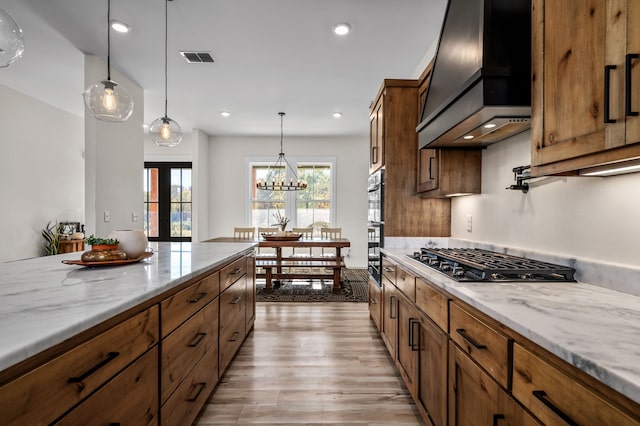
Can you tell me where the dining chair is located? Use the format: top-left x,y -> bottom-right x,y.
233,227 -> 255,240
257,227 -> 277,257
320,227 -> 342,257
291,227 -> 314,257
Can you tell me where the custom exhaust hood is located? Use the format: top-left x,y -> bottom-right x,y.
417,0 -> 532,149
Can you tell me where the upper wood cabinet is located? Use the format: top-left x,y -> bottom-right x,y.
531,0 -> 640,176
370,79 -> 451,237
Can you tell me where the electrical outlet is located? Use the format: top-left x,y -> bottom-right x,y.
466,215 -> 472,232
104,211 -> 110,222
132,212 -> 138,222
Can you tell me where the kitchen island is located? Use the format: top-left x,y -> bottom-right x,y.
0,241 -> 256,425
379,246 -> 640,424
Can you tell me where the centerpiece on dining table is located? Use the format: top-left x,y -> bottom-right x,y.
261,212 -> 302,241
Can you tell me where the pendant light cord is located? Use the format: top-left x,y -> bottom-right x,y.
106,0 -> 111,80
279,112 -> 285,155
163,0 -> 168,118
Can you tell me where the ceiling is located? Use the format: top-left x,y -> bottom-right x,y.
1,0 -> 446,137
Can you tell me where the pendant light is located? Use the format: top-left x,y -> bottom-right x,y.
82,0 -> 133,122
256,112 -> 308,191
0,7 -> 25,68
149,0 -> 182,147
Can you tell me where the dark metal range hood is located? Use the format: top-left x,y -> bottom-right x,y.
417,0 -> 532,149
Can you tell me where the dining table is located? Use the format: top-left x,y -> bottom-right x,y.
206,236 -> 351,289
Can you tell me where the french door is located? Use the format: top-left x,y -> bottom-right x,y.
144,162 -> 192,242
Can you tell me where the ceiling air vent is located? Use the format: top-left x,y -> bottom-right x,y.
179,51 -> 215,63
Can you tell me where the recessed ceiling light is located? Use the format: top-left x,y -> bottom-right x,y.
220,111 -> 230,118
333,22 -> 351,36
483,123 -> 497,129
463,135 -> 474,140
110,20 -> 130,33
333,112 -> 343,118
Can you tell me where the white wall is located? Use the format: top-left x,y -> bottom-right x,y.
451,130 -> 640,267
208,135 -> 369,268
84,56 -> 145,238
0,85 -> 84,262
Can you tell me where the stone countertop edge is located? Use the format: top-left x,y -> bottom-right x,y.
0,241 -> 256,373
381,247 -> 640,406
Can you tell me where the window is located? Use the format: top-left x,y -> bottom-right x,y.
249,158 -> 334,235
144,162 -> 192,241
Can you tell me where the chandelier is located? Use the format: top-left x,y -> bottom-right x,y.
256,112 -> 308,191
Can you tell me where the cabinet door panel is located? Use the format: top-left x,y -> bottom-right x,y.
161,272 -> 219,336
418,315 -> 448,426
381,280 -> 398,359
626,0 -> 640,144
418,149 -> 439,193
397,293 -> 419,398
368,279 -> 382,331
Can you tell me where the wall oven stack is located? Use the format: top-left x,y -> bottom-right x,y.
368,170 -> 384,285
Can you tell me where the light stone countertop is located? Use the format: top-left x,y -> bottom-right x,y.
0,241 -> 255,373
382,247 -> 640,406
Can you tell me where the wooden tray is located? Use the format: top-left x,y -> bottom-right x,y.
62,251 -> 154,267
261,233 -> 302,241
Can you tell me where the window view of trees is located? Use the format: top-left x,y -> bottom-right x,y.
144,163 -> 192,241
251,162 -> 332,235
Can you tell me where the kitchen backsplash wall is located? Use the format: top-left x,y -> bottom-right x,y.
451,131 -> 640,269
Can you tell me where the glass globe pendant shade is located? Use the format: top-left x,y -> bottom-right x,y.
150,116 -> 183,147
83,79 -> 134,122
0,7 -> 25,68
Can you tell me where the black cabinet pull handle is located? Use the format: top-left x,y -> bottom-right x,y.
382,266 -> 394,273
68,352 -> 119,383
389,295 -> 396,319
187,382 -> 207,402
626,53 -> 639,116
188,332 -> 207,348
492,414 -> 505,426
409,318 -> 420,351
532,390 -> 579,426
428,155 -> 434,180
371,146 -> 378,164
370,298 -> 377,304
230,267 -> 242,275
188,292 -> 207,303
604,65 -> 617,123
109,423 -> 121,426
455,328 -> 487,349
231,296 -> 242,305
230,331 -> 241,342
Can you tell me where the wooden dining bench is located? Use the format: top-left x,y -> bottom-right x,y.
255,256 -> 346,290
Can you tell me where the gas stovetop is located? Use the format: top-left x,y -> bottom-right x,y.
408,248 -> 576,282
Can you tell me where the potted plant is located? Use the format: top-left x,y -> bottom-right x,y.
272,211 -> 290,233
84,235 -> 119,251
41,221 -> 63,256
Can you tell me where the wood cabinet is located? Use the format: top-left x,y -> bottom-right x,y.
370,79 -> 451,237
531,0 -> 640,176
417,149 -> 482,197
368,278 -> 382,331
0,307 -> 158,425
513,343 -> 638,425
219,276 -> 248,374
381,278 -> 398,359
449,342 -> 539,426
369,98 -> 384,173
396,291 -> 419,398
417,313 -> 448,426
245,254 -> 256,332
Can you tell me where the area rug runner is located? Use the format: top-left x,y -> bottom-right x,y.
256,268 -> 369,302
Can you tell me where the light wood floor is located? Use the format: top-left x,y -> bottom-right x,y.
195,302 -> 423,425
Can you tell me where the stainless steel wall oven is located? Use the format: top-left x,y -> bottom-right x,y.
368,169 -> 384,285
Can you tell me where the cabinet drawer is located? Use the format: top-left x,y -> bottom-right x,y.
220,256 -> 247,292
368,279 -> 382,331
161,299 -> 219,404
54,347 -> 158,426
162,342 -> 218,426
219,306 -> 246,374
449,302 -> 510,388
220,276 -> 246,322
396,265 -> 416,302
415,277 -> 449,332
0,306 -> 159,425
161,271 -> 219,337
381,257 -> 397,283
513,343 -> 639,426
